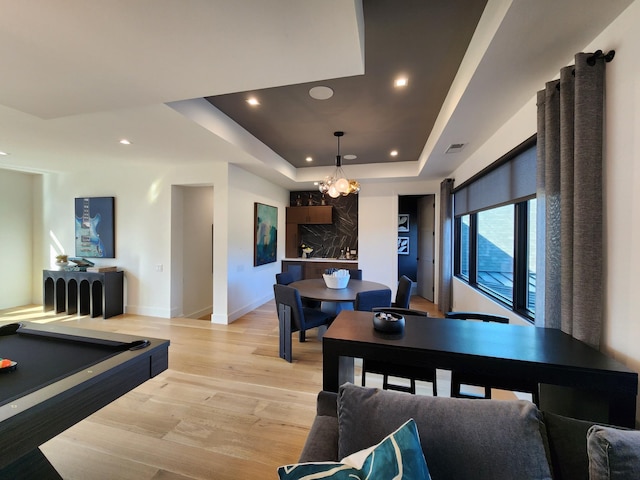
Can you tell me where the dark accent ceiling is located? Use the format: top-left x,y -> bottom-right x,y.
205,0 -> 487,169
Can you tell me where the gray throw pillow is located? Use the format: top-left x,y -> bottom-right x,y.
543,411 -> 597,480
337,383 -> 552,480
587,425 -> 640,479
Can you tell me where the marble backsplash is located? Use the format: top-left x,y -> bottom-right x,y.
291,191 -> 358,259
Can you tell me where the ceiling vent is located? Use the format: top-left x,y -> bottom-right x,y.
446,143 -> 466,153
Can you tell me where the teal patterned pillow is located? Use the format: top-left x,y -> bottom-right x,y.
278,419 -> 430,480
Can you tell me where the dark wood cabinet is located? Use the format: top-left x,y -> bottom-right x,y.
286,206 -> 332,224
285,225 -> 300,258
285,206 -> 333,257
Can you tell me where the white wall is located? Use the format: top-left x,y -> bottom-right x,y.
32,160 -> 293,323
450,99 -> 536,327
450,0 -> 640,420
0,169 -> 35,309
224,164 -> 289,322
36,162 -> 229,318
594,0 -> 640,380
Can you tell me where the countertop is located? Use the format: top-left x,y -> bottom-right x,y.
282,257 -> 358,263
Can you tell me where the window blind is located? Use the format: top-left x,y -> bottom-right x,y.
453,135 -> 536,217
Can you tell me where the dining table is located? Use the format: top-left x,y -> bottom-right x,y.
288,278 -> 390,304
322,310 -> 638,428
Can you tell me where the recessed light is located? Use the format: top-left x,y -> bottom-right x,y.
246,97 -> 260,106
343,154 -> 357,160
119,139 -> 131,145
305,156 -> 313,162
0,151 -> 9,156
394,77 -> 408,88
309,86 -> 334,100
390,150 -> 398,157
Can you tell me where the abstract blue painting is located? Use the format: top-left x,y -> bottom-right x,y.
254,202 -> 277,266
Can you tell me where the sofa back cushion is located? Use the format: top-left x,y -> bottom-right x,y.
337,383 -> 552,480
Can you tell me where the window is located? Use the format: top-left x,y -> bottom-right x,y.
526,199 -> 537,315
453,136 -> 537,321
477,205 -> 514,303
459,214 -> 470,279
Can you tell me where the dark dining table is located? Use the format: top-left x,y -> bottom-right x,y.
322,310 -> 638,428
288,278 -> 389,303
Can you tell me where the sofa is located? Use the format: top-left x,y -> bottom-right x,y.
279,383 -> 640,480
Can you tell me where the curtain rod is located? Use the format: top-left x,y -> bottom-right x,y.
552,50 -> 616,90
587,50 -> 615,65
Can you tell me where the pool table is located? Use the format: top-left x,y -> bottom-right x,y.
0,321 -> 170,479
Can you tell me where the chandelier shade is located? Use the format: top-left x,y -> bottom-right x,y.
318,131 -> 360,197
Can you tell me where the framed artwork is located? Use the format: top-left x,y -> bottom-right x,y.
398,236 -> 409,255
254,202 -> 278,266
398,214 -> 410,232
75,197 -> 115,258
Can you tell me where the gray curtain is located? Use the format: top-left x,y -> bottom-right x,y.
438,178 -> 454,313
536,52 -> 606,348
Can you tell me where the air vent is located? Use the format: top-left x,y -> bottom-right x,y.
446,143 -> 466,153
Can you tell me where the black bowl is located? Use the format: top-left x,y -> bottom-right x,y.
372,312 -> 405,334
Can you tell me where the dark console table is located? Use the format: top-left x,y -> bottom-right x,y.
43,270 -> 124,319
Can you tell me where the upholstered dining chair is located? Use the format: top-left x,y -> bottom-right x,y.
284,264 -> 303,282
361,305 -> 437,396
353,289 -> 392,312
276,271 -> 320,309
275,271 -> 295,286
392,275 -> 412,309
445,311 -> 539,404
273,284 -> 334,362
348,269 -> 363,280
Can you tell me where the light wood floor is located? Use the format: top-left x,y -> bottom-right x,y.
1,297 -> 516,479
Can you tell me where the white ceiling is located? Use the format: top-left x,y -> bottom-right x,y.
0,0 -> 634,188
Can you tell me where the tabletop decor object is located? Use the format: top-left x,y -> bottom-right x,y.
323,269 -> 350,289
372,311 -> 405,334
55,254 -> 69,268
300,243 -> 314,258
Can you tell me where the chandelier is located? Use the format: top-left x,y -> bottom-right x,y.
318,131 -> 360,197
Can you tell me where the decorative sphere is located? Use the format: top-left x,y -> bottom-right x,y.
335,177 -> 349,193
328,185 -> 340,198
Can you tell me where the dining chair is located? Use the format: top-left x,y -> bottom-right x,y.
348,269 -> 363,280
284,264 -> 303,282
446,311 -> 539,404
276,271 -> 320,309
392,275 -> 412,309
275,271 -> 295,286
273,284 -> 334,362
353,289 -> 392,312
361,306 -> 437,396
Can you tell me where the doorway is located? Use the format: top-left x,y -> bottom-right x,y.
398,195 -> 435,302
171,185 -> 214,318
